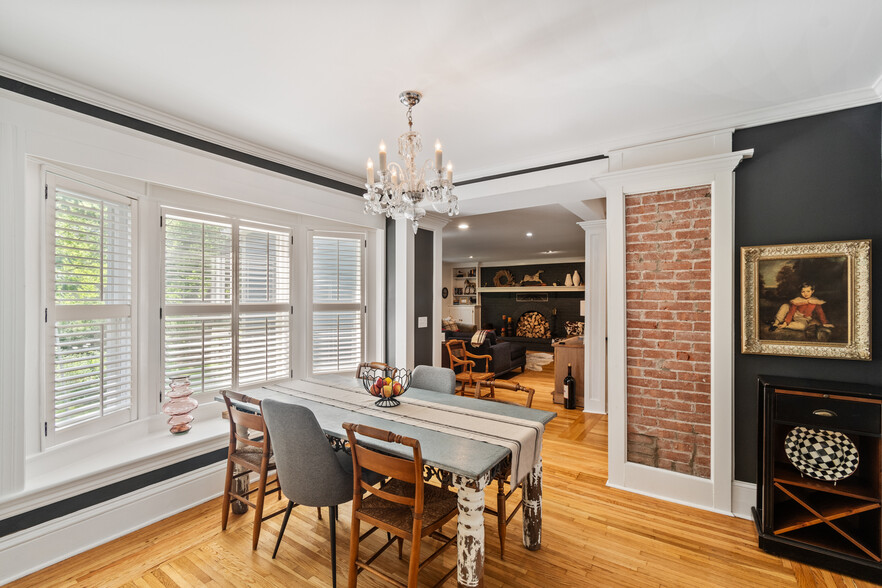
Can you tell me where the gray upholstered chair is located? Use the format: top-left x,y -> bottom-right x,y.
410,365 -> 457,395
261,399 -> 364,587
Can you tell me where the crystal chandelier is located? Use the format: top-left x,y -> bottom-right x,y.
363,91 -> 459,233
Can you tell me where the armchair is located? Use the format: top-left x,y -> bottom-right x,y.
445,339 -> 494,394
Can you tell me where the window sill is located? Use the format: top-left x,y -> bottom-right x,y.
0,401 -> 228,520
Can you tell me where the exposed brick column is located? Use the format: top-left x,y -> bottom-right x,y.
624,185 -> 711,478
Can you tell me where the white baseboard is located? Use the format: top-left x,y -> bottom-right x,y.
610,463 -> 735,516
0,462 -> 226,585
731,480 -> 756,520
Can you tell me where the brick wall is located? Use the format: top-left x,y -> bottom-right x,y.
625,185 -> 712,478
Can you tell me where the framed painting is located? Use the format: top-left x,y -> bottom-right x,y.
741,239 -> 871,360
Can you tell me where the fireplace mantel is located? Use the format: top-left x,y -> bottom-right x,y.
477,286 -> 583,293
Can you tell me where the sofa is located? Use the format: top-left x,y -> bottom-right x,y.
441,322 -> 527,377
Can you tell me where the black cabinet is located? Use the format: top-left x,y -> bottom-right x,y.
754,376 -> 882,582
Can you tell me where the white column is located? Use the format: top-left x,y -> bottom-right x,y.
0,121 -> 25,496
578,220 -> 607,414
391,219 -> 414,368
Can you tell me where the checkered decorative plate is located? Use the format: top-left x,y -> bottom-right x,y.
784,426 -> 859,482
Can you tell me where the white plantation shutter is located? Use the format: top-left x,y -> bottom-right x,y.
47,174 -> 136,443
237,225 -> 291,383
164,216 -> 232,303
239,227 -> 290,304
163,213 -> 291,393
164,315 -> 233,392
238,311 -> 291,384
163,212 -> 234,394
311,234 -> 364,374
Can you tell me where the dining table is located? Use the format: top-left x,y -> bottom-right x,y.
222,374 -> 555,588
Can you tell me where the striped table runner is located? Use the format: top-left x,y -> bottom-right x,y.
265,379 -> 543,483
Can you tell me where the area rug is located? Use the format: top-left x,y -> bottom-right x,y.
525,352 -> 553,372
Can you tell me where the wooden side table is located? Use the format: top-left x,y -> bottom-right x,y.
552,336 -> 584,409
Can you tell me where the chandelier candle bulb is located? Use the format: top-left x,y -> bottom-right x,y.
447,162 -> 453,182
435,140 -> 442,170
366,158 -> 374,184
391,168 -> 398,186
379,141 -> 386,170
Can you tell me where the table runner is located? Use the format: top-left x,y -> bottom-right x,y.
265,379 -> 543,483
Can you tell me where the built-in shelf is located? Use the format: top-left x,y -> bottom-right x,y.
478,286 -> 583,293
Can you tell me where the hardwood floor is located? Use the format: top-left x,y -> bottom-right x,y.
8,358 -> 880,587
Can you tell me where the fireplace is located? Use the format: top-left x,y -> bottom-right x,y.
516,311 -> 551,339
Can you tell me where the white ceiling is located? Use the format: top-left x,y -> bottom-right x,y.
1,1 -> 881,261
442,204 -> 588,264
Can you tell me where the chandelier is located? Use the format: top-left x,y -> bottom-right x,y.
363,91 -> 459,233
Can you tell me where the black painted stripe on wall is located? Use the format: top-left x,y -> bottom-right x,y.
0,75 -> 363,196
0,447 -> 227,539
457,154 -> 607,186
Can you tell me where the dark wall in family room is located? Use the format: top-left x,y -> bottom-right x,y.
413,229 -> 434,366
732,103 -> 882,483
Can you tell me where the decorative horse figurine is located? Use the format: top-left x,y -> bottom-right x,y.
523,270 -> 544,284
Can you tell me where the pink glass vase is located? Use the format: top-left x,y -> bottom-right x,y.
162,376 -> 198,434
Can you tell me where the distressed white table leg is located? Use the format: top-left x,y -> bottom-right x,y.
453,472 -> 491,588
522,458 -> 543,550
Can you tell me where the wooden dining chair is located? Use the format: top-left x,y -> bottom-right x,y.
474,379 -> 535,408
343,422 -> 457,588
472,379 -> 536,559
355,361 -> 394,379
262,400 -> 382,587
445,339 -> 493,395
221,390 -> 285,550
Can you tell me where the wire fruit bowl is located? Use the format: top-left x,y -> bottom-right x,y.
360,366 -> 411,407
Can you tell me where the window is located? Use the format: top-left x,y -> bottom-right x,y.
46,173 -> 136,444
311,233 -> 364,373
162,210 -> 291,394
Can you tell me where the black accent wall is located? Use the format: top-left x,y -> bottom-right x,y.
385,218 -> 396,362
733,104 -> 882,483
413,229 -> 434,366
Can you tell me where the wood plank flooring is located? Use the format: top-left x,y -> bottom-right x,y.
7,358 -> 881,587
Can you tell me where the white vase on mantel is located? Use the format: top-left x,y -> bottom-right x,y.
573,270 -> 582,287
565,273 -> 573,286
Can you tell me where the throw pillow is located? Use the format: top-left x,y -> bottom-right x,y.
565,320 -> 585,336
442,317 -> 459,332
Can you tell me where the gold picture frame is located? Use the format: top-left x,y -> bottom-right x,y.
741,239 -> 871,360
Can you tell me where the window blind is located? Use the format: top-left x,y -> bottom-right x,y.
163,214 -> 291,392
48,178 -> 135,440
311,235 -> 363,374
238,225 -> 291,383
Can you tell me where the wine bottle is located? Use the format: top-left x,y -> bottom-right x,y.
563,363 -> 576,409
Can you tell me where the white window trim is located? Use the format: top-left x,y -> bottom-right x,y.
43,171 -> 139,448
308,230 -> 366,376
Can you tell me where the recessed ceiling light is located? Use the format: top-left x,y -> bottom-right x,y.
526,232 -> 533,237
469,255 -> 473,259
458,223 -> 469,229
540,250 -> 560,255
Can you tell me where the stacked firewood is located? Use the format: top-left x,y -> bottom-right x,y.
517,311 -> 551,338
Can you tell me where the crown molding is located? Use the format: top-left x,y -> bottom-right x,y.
593,149 -> 754,195
0,56 -> 364,188
459,85 -> 881,183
